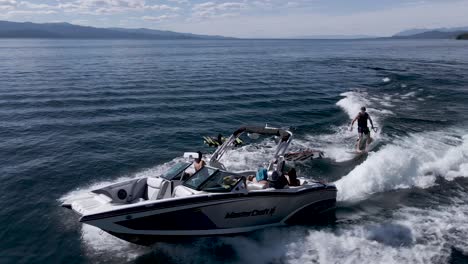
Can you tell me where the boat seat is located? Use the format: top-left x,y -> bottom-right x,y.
247,182 -> 268,190
127,178 -> 147,202
146,177 -> 170,200
172,185 -> 195,197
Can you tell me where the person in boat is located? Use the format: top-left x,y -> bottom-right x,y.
194,151 -> 206,171
247,167 -> 268,184
350,106 -> 375,152
269,171 -> 288,189
285,168 -> 300,186
247,167 -> 270,188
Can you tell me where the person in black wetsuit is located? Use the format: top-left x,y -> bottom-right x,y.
350,106 -> 375,152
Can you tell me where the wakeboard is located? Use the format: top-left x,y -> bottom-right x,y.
347,136 -> 374,155
346,150 -> 368,155
285,149 -> 324,161
203,135 -> 243,148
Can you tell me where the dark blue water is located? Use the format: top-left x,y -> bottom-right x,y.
1,39 -> 468,264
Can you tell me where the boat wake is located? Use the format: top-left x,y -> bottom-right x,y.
336,129 -> 468,201
285,200 -> 468,264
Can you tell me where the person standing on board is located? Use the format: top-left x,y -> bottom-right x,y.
350,107 -> 375,152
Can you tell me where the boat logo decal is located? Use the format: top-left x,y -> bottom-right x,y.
224,207 -> 276,219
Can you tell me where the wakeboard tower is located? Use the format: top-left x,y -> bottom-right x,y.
206,128 -> 324,162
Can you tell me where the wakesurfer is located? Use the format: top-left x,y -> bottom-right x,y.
350,106 -> 375,152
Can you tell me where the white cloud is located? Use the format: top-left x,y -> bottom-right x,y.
0,0 -> 60,16
286,2 -> 299,8
251,0 -> 273,9
165,0 -> 468,37
1,0 -> 181,20
1,0 -> 468,37
0,0 -> 16,5
56,0 -> 179,15
192,1 -> 247,19
0,0 -> 17,10
142,14 -> 178,22
251,0 -> 308,10
147,4 -> 179,11
7,9 -> 57,15
167,0 -> 189,4
19,1 -> 57,9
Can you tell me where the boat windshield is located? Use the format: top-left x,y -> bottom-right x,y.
161,162 -> 192,180
199,171 -> 244,193
184,167 -> 244,193
183,167 -> 218,190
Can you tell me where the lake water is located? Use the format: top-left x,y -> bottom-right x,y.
1,39 -> 468,263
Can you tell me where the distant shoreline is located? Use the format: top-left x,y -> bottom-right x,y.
2,20 -> 468,41
0,37 -> 463,41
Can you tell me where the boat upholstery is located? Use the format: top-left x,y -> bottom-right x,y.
127,178 -> 147,202
172,185 -> 195,197
146,177 -> 170,200
247,182 -> 268,190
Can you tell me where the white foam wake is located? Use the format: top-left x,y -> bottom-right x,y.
216,140 -> 278,171
336,130 -> 468,201
79,224 -> 147,261
285,201 -> 468,264
336,91 -> 371,119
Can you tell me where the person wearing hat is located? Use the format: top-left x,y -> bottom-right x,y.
350,106 -> 375,152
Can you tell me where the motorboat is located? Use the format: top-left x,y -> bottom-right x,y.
62,125 -> 337,245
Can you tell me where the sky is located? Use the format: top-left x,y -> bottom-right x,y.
1,0 -> 468,38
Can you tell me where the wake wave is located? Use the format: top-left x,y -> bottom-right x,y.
336,130 -> 468,201
286,201 -> 468,264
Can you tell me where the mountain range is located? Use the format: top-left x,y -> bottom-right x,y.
0,21 -> 230,39
392,26 -> 468,39
1,20 -> 468,40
